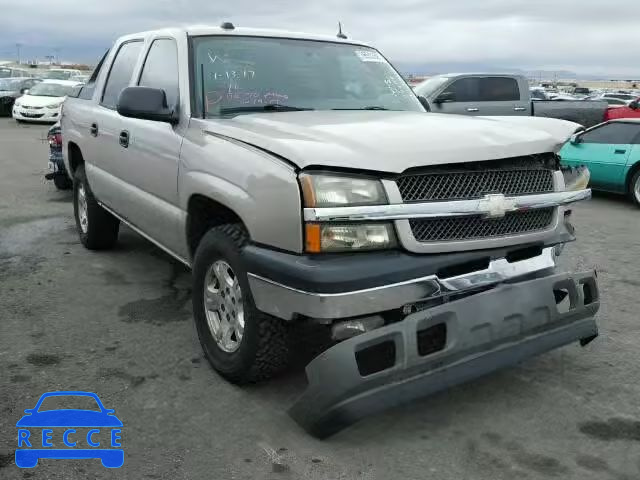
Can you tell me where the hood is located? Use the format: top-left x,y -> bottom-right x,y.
199,111 -> 572,173
481,115 -> 583,140
16,410 -> 123,427
18,94 -> 65,107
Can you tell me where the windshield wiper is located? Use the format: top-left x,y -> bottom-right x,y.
219,104 -> 314,115
332,106 -> 390,111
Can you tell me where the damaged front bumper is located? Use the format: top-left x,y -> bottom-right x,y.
289,269 -> 599,438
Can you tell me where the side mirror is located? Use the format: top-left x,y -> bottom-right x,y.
434,91 -> 454,104
417,96 -> 431,112
117,86 -> 177,124
570,133 -> 582,144
20,88 -> 29,95
629,100 -> 639,110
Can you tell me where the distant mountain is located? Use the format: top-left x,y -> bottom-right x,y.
393,61 -> 640,81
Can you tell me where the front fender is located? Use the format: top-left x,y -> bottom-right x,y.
179,133 -> 303,254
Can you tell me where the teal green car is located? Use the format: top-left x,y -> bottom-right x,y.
560,119 -> 640,206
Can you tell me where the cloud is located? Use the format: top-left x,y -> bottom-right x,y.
0,0 -> 637,76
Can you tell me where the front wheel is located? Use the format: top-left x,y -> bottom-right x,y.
53,175 -> 72,190
192,224 -> 291,384
73,165 -> 120,249
629,170 -> 640,207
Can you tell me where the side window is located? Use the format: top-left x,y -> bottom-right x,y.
79,50 -> 110,100
101,41 -> 143,109
479,77 -> 520,101
445,78 -> 480,102
581,123 -> 640,144
138,39 -> 179,109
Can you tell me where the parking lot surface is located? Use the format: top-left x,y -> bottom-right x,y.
1,117 -> 639,479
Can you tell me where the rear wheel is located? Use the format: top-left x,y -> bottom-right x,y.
629,170 -> 640,207
73,165 -> 120,249
192,224 -> 291,383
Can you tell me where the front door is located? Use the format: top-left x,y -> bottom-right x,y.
562,122 -> 640,192
115,38 -> 184,256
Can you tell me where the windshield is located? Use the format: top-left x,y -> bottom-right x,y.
191,36 -> 422,117
37,395 -> 101,412
0,79 -> 22,90
44,70 -> 73,80
413,76 -> 450,97
28,83 -> 75,97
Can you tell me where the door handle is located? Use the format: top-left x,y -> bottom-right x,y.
119,130 -> 130,148
614,149 -> 626,154
514,107 -> 527,111
90,123 -> 98,137
466,108 -> 479,112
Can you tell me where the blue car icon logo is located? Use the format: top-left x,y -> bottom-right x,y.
15,391 -> 123,468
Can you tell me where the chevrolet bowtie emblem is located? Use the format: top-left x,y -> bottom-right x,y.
478,194 -> 518,218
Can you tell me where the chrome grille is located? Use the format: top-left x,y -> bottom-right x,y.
409,208 -> 555,242
396,158 -> 555,203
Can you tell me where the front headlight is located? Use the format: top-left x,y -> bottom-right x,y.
14,101 -> 21,107
305,223 -> 397,252
299,173 -> 387,207
561,165 -> 590,191
300,173 -> 396,252
46,103 -> 61,109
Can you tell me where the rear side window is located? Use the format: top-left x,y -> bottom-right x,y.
479,77 -> 520,101
138,39 -> 179,109
78,50 -> 109,100
581,123 -> 640,144
101,41 -> 143,109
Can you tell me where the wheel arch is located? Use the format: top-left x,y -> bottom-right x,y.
625,161 -> 640,193
67,141 -> 84,177
186,194 -> 248,259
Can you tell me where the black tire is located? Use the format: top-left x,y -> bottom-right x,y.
15,119 -> 23,124
629,170 -> 640,207
53,175 -> 72,190
192,224 -> 290,384
73,164 -> 120,249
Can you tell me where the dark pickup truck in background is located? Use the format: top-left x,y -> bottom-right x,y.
415,73 -> 608,128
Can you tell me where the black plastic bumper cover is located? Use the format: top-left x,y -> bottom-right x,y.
289,270 -> 599,438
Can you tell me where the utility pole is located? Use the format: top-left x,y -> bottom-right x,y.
53,47 -> 61,65
16,43 -> 22,64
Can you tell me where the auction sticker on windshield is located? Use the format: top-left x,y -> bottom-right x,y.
15,391 -> 123,468
355,50 -> 385,62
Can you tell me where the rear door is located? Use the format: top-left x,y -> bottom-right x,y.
89,40 -> 144,210
562,122 -> 639,192
115,37 -> 185,254
433,76 -> 525,116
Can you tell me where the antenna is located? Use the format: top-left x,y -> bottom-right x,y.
337,22 -> 347,39
200,64 -> 206,119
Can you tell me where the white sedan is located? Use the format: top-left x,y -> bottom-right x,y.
12,80 -> 82,123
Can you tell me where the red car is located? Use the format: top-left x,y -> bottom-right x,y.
604,98 -> 640,121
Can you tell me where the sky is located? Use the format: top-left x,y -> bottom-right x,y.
0,0 -> 638,77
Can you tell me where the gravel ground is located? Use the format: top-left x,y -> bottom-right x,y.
1,117 -> 639,480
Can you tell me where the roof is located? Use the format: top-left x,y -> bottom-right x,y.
428,73 -> 526,79
41,79 -> 83,86
118,25 -> 369,47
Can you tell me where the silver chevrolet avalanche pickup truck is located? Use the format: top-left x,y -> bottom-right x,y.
61,24 -> 599,437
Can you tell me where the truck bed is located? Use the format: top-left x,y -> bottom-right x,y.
532,100 -> 608,128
